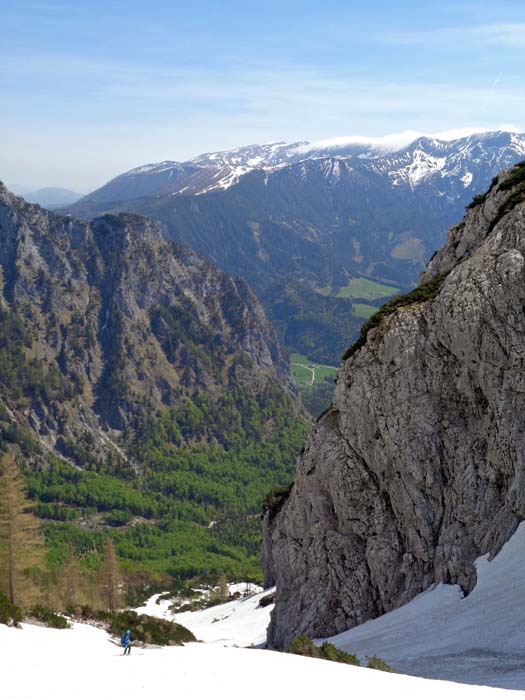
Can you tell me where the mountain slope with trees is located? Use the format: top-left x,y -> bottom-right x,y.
0,183 -> 308,588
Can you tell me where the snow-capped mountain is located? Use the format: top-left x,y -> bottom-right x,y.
371,131 -> 525,189
66,130 -> 525,364
192,141 -> 308,169
77,130 -> 525,205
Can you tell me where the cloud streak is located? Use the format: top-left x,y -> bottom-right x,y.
378,22 -> 525,50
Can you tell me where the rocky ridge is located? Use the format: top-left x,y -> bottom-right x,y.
0,182 -> 294,466
262,162 -> 525,649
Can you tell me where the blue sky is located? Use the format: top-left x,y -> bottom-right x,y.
3,0 -> 525,190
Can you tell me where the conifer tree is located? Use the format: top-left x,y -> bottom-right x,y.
99,539 -> 122,613
0,453 -> 46,607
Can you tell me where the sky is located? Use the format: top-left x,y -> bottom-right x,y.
2,0 -> 525,192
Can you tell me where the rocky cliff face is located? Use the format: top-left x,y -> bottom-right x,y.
263,162 -> 525,649
0,182 -> 294,465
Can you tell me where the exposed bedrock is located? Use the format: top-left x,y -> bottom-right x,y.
263,166 -> 525,649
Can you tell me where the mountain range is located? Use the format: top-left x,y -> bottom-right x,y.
9,186 -> 83,209
66,130 -> 525,364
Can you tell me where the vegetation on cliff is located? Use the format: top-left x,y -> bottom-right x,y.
342,273 -> 447,360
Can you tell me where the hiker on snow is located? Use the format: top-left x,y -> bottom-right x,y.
121,629 -> 131,655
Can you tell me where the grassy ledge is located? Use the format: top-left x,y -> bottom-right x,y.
288,636 -> 394,672
497,160 -> 525,192
487,161 -> 525,233
262,482 -> 294,520
342,273 -> 447,362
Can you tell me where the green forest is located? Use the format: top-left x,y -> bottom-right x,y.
3,383 -> 307,590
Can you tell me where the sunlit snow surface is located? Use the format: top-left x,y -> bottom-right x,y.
173,587 -> 271,647
4,530 -> 525,697
2,619 -> 520,700
323,522 -> 525,690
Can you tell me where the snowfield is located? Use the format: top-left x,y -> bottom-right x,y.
324,522 -> 525,690
173,587 -> 272,647
135,524 -> 525,691
136,587 -> 272,646
1,620 -> 521,700
135,583 -> 268,646
4,528 -> 525,697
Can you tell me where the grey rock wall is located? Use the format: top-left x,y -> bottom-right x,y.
264,167 -> 525,649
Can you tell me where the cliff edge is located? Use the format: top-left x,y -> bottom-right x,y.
263,163 -> 525,649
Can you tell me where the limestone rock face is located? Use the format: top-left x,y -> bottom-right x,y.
263,167 -> 525,649
0,183 -> 295,463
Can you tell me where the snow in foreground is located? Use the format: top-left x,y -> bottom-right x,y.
324,522 -> 525,690
1,620 -> 520,700
134,526 -> 525,690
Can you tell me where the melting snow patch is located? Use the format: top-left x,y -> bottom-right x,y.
391,149 -> 446,187
173,586 -> 273,647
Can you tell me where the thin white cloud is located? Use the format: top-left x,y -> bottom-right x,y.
473,23 -> 525,48
294,125 -> 524,155
379,22 -> 525,49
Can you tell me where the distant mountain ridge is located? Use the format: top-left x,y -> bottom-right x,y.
66,130 -> 525,364
77,130 -> 525,202
9,186 -> 83,208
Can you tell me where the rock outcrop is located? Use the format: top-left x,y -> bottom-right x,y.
263,163 -> 525,649
0,182 -> 296,464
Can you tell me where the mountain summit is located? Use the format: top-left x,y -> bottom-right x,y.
75,130 -> 525,202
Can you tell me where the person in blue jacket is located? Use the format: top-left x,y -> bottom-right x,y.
121,629 -> 131,655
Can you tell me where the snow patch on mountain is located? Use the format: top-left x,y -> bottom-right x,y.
128,161 -> 180,175
391,149 -> 447,186
135,586 -> 271,647
174,588 -> 272,647
196,165 -> 253,195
